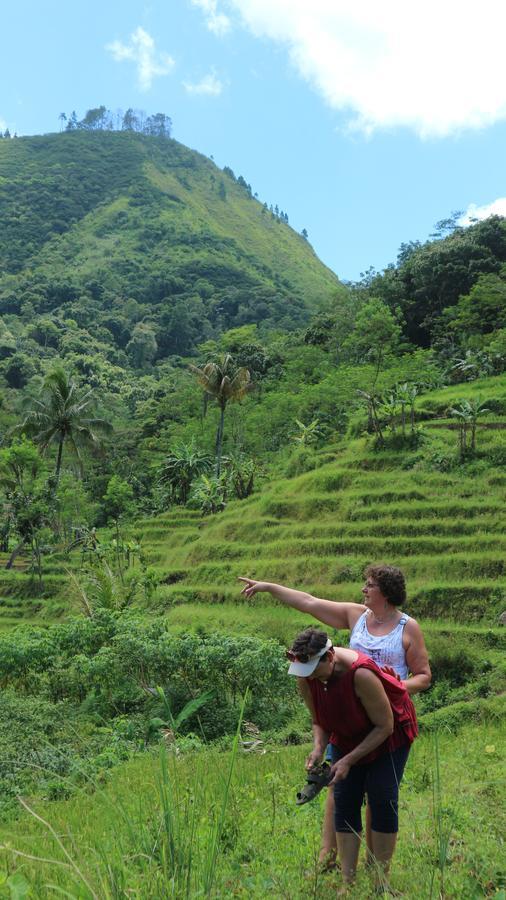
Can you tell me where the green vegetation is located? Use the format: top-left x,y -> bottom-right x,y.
0,128 -> 504,897
0,723 -> 503,898
0,129 -> 340,352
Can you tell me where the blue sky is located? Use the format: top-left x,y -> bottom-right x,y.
2,0 -> 505,280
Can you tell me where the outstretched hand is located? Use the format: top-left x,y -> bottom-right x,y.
238,577 -> 269,598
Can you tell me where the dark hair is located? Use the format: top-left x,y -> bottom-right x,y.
365,564 -> 406,607
289,627 -> 329,661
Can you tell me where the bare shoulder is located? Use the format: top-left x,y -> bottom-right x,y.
354,666 -> 381,687
348,602 -> 367,625
404,617 -> 424,638
352,602 -> 367,615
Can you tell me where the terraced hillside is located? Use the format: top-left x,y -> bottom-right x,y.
139,463 -> 505,623
1,375 -> 504,633
136,383 -> 506,629
0,554 -> 67,625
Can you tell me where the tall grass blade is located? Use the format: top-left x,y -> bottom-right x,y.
16,797 -> 99,900
429,731 -> 454,899
202,690 -> 248,895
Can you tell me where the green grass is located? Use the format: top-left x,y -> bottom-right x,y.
415,374 -> 506,416
123,417 -> 506,628
0,720 -> 503,898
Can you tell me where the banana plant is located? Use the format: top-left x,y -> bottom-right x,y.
380,393 -> 399,435
291,418 -> 323,446
448,398 -> 490,456
147,686 -> 214,742
356,389 -> 384,445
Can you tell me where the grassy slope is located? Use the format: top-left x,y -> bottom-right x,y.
134,379 -> 506,625
1,374 -> 504,629
0,721 -> 503,898
0,132 -> 342,309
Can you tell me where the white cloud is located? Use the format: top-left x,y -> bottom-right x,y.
106,26 -> 175,90
183,70 -> 224,96
460,198 -> 506,226
191,0 -> 231,35
225,0 -> 506,137
0,118 -> 7,132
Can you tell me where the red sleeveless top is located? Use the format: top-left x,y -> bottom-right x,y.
308,652 -> 418,764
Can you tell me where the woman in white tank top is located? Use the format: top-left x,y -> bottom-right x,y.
349,610 -> 411,680
238,564 -> 431,869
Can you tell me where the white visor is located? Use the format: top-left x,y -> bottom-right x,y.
287,638 -> 332,676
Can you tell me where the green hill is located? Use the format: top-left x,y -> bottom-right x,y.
0,131 -> 343,358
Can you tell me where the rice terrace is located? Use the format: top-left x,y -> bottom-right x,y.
0,78 -> 505,900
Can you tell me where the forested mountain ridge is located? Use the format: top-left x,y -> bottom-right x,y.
0,130 -> 342,359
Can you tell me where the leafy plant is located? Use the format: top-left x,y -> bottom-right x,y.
448,397 -> 490,456
190,474 -> 227,515
451,349 -> 497,382
158,441 -> 212,505
356,389 -> 385,445
291,418 -> 323,447
0,438 -> 54,582
67,559 -> 136,616
225,454 -> 258,500
147,685 -> 214,741
380,393 -> 400,434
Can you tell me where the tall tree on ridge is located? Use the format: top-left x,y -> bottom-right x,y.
190,354 -> 254,476
18,368 -> 112,490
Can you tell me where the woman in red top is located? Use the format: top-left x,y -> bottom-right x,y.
287,627 -> 418,892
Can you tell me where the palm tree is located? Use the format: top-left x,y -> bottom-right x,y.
190,354 -> 254,476
18,368 -> 112,489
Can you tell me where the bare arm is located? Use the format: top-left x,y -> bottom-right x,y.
297,676 -> 316,717
403,619 -> 432,694
238,577 -> 365,630
330,669 -> 394,782
297,678 -> 329,768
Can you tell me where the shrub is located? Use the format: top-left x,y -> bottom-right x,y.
283,447 -> 320,477
426,635 -> 482,686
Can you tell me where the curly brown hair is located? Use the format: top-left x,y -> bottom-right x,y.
365,564 -> 406,607
289,627 -> 330,662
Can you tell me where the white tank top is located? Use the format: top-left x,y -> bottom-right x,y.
349,611 -> 410,680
